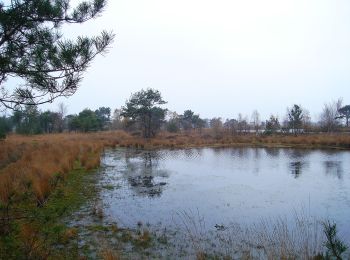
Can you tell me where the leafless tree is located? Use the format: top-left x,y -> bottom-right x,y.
56,102 -> 67,132
210,117 -> 223,138
302,109 -> 312,132
111,108 -> 123,130
319,98 -> 342,132
237,113 -> 249,134
251,110 -> 261,134
224,119 -> 238,136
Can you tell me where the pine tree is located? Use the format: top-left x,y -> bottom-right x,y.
0,0 -> 114,109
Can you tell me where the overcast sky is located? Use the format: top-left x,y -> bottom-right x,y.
41,0 -> 350,121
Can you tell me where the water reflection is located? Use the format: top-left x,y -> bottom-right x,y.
284,149 -> 312,159
183,148 -> 202,159
123,150 -> 169,197
324,161 -> 343,179
230,147 -> 249,158
253,148 -> 261,160
289,161 -> 306,178
264,148 -> 280,157
100,147 -> 350,244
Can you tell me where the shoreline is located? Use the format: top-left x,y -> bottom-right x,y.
1,131 -> 350,258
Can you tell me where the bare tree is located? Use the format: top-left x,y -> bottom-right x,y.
111,108 -> 124,130
56,102 -> 67,132
224,119 -> 238,136
302,109 -> 312,132
237,113 -> 249,134
166,111 -> 181,133
319,98 -> 342,132
210,117 -> 223,139
251,110 -> 261,134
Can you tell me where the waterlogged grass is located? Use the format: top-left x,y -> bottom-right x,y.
0,164 -> 99,259
66,220 -> 164,259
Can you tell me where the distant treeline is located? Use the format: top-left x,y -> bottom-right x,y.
0,89 -> 349,138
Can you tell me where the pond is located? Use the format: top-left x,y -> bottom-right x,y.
98,147 -> 350,244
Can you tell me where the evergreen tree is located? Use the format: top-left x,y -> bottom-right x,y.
288,104 -> 303,135
338,105 -> 350,127
121,89 -> 167,138
0,0 -> 114,109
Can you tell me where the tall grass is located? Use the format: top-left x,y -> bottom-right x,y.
1,130 -> 349,257
148,131 -> 350,149
176,210 -> 346,259
0,132 -> 128,234
1,130 -> 349,230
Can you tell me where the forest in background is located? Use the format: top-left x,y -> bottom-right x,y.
0,89 -> 349,139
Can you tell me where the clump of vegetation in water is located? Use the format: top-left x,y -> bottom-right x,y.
323,221 -> 348,260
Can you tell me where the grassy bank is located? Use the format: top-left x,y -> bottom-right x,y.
146,131 -> 350,150
0,133 -> 117,259
0,164 -> 99,259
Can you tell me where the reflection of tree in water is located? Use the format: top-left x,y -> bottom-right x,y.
284,149 -> 311,159
289,161 -> 306,178
324,161 -> 343,179
251,148 -> 262,174
183,148 -> 202,159
229,147 -> 249,158
264,148 -> 280,157
123,150 -> 169,197
253,148 -> 261,160
283,149 -> 312,178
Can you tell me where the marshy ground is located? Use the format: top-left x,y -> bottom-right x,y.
1,131 -> 350,259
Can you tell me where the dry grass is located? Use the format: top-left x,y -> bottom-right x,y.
0,130 -> 349,257
1,130 -> 349,214
1,130 -> 349,232
178,210 -> 326,259
148,130 -> 350,149
0,131 -> 129,231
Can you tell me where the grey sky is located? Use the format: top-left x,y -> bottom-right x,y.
41,0 -> 349,121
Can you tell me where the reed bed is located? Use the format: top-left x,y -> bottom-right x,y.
1,130 -> 349,213
177,210 -> 334,259
0,130 -> 349,258
133,131 -> 350,149
1,130 -> 349,214
0,131 -> 129,235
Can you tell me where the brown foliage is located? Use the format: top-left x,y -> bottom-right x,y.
1,130 -> 349,234
0,132 -> 124,231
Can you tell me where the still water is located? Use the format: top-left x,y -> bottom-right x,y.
99,147 -> 350,240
